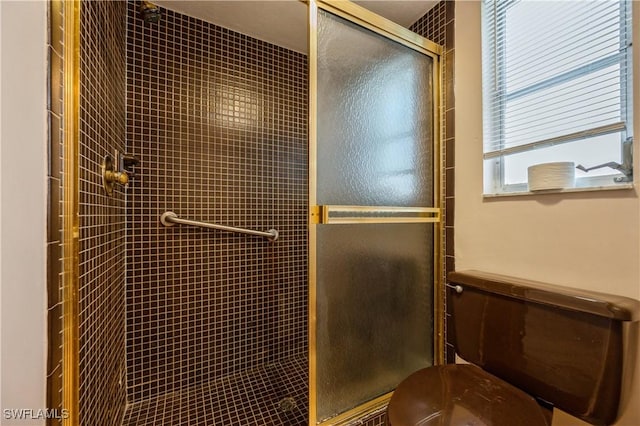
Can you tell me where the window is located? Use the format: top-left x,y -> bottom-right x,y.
482,0 -> 633,194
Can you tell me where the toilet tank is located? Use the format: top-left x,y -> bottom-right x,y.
448,270 -> 639,426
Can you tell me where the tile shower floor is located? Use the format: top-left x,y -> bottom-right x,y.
122,356 -> 308,426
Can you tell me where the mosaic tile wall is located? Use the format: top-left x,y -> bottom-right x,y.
78,1 -> 128,424
125,1 -> 308,404
122,357 -> 307,425
410,0 -> 456,364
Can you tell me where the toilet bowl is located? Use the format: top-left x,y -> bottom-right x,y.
387,270 -> 640,426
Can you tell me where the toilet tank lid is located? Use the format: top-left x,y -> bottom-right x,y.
449,270 -> 640,321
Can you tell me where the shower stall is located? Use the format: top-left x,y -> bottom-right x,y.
49,1 -> 443,425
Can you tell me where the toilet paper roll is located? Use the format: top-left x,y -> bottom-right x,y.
527,162 -> 575,191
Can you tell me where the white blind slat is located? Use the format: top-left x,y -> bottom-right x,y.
482,0 -> 631,160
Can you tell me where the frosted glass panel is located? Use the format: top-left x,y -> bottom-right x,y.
316,224 -> 434,421
313,8 -> 436,423
317,10 -> 434,207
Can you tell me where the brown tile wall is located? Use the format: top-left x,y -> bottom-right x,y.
410,0 -> 456,364
125,2 -> 308,403
78,1 -> 128,424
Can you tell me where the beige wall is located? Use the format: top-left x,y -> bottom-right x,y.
0,1 -> 48,424
454,1 -> 640,424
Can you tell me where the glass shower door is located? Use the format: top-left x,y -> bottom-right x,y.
308,2 -> 442,425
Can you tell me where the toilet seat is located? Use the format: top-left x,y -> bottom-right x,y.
387,364 -> 551,426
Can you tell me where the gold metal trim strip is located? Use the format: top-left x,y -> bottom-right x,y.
317,392 -> 393,426
322,217 -> 441,224
62,1 -> 80,424
321,205 -> 440,213
316,205 -> 441,225
310,205 -> 321,225
308,1 -> 319,424
316,0 -> 442,58
432,52 -> 445,366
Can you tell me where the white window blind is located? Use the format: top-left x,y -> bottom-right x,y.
482,0 -> 633,193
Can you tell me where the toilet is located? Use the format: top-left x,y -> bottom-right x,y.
387,270 -> 640,426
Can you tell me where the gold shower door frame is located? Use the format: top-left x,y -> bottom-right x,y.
307,1 -> 444,425
60,1 -> 81,424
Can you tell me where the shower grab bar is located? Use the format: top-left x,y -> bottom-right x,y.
160,211 -> 279,242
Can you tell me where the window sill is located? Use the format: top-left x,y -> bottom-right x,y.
483,183 -> 634,198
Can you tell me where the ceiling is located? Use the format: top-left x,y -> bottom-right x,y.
153,1 -> 438,53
